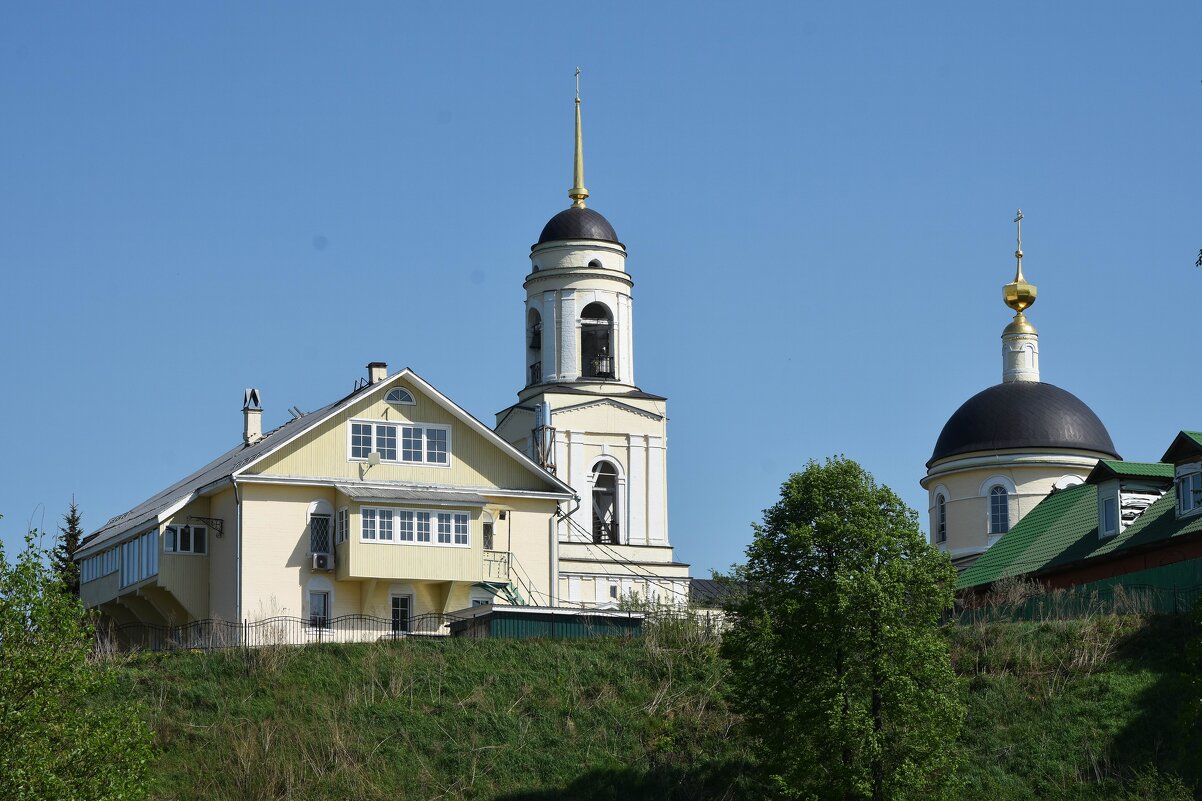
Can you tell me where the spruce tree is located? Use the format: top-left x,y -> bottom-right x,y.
52,499 -> 82,597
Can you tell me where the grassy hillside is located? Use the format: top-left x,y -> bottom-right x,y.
103,615 -> 1200,800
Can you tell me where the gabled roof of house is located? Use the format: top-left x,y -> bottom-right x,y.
79,368 -> 574,558
1087,460 -> 1174,483
958,478 -> 1202,590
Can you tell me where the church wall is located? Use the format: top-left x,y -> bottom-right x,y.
926,455 -> 1098,560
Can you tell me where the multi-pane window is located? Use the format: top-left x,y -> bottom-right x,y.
165,524 -> 207,554
336,508 -> 349,544
1177,472 -> 1202,515
81,547 -> 119,583
935,494 -> 947,544
378,509 -> 394,541
351,422 -> 373,459
120,529 -> 159,588
309,590 -> 329,628
402,426 -> 423,462
989,486 -> 1010,534
360,507 -> 466,546
426,428 -> 448,464
350,419 -> 451,466
376,424 -> 398,461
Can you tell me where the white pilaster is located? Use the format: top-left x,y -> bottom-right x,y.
542,290 -> 558,383
647,434 -> 667,545
559,291 -> 578,381
627,434 -> 647,545
568,430 -> 587,541
620,294 -> 634,385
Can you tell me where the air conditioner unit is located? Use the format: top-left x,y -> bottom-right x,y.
312,553 -> 333,571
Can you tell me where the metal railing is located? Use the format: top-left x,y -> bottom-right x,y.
93,613 -> 460,652
585,355 -> 614,379
528,360 -> 542,385
955,582 -> 1202,624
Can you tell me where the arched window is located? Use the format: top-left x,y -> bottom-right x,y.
591,461 -> 620,544
935,494 -> 947,543
989,486 -> 1010,534
385,387 -> 415,406
528,309 -> 543,385
588,259 -> 603,269
580,302 -> 614,379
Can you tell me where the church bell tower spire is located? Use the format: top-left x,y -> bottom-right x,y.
568,67 -> 589,209
1001,209 -> 1040,383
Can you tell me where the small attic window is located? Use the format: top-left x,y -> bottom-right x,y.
386,388 -> 416,406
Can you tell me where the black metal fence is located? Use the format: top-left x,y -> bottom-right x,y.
94,612 -> 461,653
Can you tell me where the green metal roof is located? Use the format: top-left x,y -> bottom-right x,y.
1088,460 -> 1174,482
1161,431 -> 1202,464
957,481 -> 1202,589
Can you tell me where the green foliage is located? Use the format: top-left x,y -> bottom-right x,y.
721,457 -> 964,800
52,500 -> 83,598
948,616 -> 1197,799
0,522 -> 155,801
106,636 -> 758,801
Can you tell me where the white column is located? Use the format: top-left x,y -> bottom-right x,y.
647,435 -> 667,545
627,434 -> 647,545
542,291 -> 558,383
559,290 -> 578,381
1002,330 -> 1040,383
568,430 -> 587,541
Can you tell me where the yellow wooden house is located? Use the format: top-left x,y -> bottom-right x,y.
76,364 -> 574,637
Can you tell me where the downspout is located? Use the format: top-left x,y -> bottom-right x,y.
233,478 -> 242,623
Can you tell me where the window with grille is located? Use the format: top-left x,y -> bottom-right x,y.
310,514 -> 332,554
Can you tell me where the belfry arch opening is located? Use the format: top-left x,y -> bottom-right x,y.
591,461 -> 620,545
580,302 -> 614,380
527,308 -> 543,385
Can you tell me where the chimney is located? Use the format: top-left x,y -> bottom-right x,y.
367,361 -> 388,384
243,388 -> 263,445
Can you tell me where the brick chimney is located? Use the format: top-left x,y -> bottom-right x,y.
243,388 -> 263,445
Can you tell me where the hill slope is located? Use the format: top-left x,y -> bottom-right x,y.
104,615 -> 1199,800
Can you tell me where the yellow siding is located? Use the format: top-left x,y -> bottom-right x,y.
247,379 -> 554,492
158,497 -> 214,620
207,487 -> 238,621
490,497 -> 555,606
81,570 -> 119,610
240,483 -> 339,619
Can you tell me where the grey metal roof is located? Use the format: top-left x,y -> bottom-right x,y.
333,484 -> 487,506
535,206 -> 620,246
78,393 -> 350,555
929,382 -> 1119,467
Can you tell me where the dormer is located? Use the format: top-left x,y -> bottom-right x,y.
1159,431 -> 1202,520
1086,459 -> 1173,538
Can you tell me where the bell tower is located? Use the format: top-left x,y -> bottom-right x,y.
495,72 -> 689,607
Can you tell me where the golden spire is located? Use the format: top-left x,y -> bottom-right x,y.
1003,208 -> 1037,317
568,67 -> 589,209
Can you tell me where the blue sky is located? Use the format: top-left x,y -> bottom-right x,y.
1,2 -> 1200,577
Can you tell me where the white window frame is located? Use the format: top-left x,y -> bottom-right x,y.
935,493 -> 947,544
119,528 -> 160,588
385,388 -> 416,406
988,486 -> 1010,535
359,506 -> 471,548
1176,465 -> 1202,517
336,508 -> 349,544
165,524 -> 208,555
1101,495 -> 1119,537
347,418 -> 452,467
308,589 -> 331,629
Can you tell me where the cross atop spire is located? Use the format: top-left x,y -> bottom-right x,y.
1013,208 -> 1025,282
568,67 -> 589,208
1004,207 -> 1037,315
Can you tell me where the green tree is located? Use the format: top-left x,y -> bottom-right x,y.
52,499 -> 83,597
721,457 -> 964,801
0,517 -> 154,801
